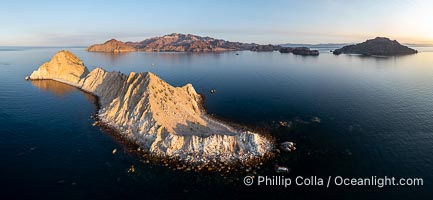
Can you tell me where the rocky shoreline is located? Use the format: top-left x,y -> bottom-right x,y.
27,50 -> 274,164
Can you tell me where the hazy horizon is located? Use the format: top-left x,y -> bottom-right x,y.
1,0 -> 433,46
1,34 -> 433,48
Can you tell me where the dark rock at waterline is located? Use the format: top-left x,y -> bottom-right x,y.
251,44 -> 281,52
333,37 -> 418,56
279,47 -> 293,53
292,47 -> 319,56
274,165 -> 290,173
279,141 -> 296,152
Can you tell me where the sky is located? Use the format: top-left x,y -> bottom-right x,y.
1,0 -> 432,46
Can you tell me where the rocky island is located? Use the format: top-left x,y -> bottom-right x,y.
127,33 -> 258,52
333,37 -> 418,56
27,50 -> 273,163
87,39 -> 136,53
292,47 -> 319,56
87,33 -> 283,53
279,47 -> 293,53
251,44 -> 282,52
278,47 -> 319,55
87,33 -> 322,56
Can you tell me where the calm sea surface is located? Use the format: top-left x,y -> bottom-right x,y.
0,47 -> 432,199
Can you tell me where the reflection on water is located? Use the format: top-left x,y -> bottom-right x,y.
31,80 -> 76,96
31,79 -> 97,104
87,51 -> 132,64
87,51 -> 227,66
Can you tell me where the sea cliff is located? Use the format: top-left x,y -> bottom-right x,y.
28,50 -> 273,163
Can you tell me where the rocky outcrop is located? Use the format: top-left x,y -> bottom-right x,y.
333,37 -> 418,56
125,33 -> 256,52
292,47 -> 319,56
279,47 -> 293,53
87,39 -> 137,53
29,50 -> 89,85
251,44 -> 281,52
28,50 -> 273,163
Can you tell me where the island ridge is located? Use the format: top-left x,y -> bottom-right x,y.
27,50 -> 274,164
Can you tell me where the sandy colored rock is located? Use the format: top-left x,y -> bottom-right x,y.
28,50 -> 273,163
29,50 -> 88,85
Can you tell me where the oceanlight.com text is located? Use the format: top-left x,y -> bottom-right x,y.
243,176 -> 423,188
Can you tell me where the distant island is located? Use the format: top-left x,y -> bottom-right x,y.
26,50 -> 273,164
87,33 -> 324,55
279,47 -> 319,56
87,39 -> 136,53
333,37 -> 418,56
88,33 -> 322,54
280,43 -> 347,48
251,44 -> 282,52
88,33 -> 258,52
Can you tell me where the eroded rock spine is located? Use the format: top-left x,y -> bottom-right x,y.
29,50 -> 273,163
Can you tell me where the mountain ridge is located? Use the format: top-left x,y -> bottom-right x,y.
88,33 -> 267,52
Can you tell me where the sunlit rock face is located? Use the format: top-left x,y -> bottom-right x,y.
29,50 -> 273,163
30,50 -> 89,85
126,33 -> 257,52
87,39 -> 137,53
